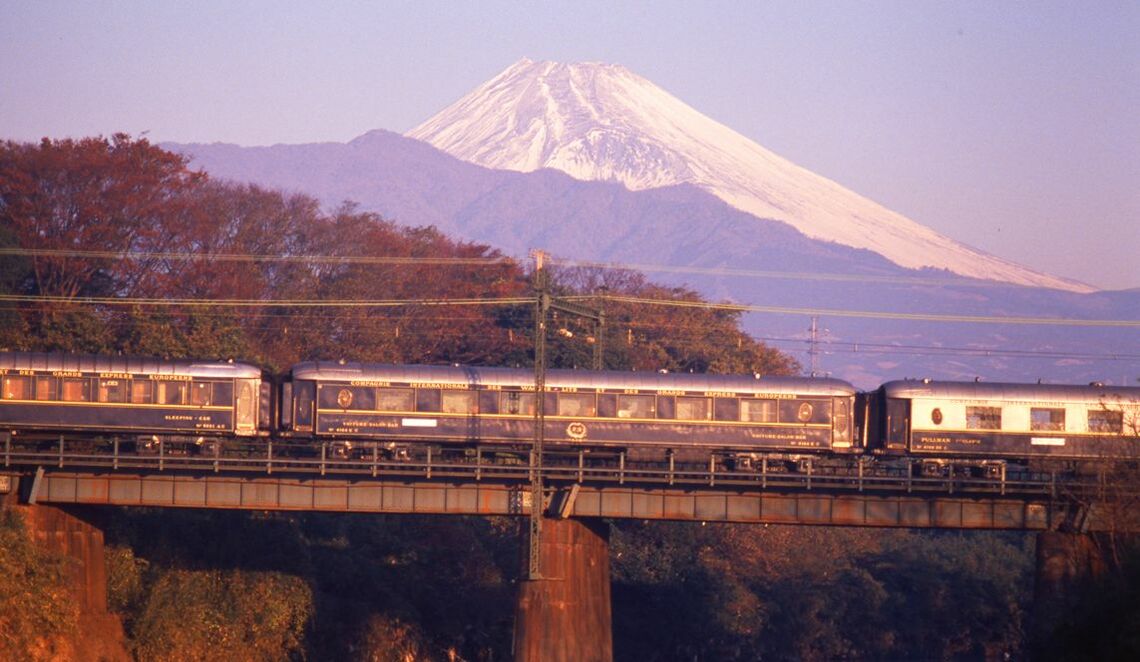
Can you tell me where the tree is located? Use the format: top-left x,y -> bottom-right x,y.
1,135 -> 205,352
537,264 -> 799,375
0,135 -> 203,300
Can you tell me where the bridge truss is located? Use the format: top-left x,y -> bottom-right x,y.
2,433 -> 1133,531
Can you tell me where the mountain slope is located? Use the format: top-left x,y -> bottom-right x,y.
172,130 -> 903,276
408,59 -> 1089,293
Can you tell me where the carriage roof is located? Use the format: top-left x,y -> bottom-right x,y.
881,379 -> 1140,405
290,362 -> 856,397
0,351 -> 264,379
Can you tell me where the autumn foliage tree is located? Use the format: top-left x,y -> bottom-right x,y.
1,134 -> 795,377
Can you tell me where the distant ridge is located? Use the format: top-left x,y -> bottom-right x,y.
409,59 -> 1090,293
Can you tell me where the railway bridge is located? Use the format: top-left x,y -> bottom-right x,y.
2,437 -> 1135,661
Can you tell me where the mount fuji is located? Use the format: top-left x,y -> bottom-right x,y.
409,59 -> 1089,293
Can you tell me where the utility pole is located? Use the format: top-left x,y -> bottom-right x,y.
528,250 -> 605,580
808,316 -> 820,375
529,251 -> 548,580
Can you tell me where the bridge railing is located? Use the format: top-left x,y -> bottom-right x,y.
3,432 -> 1134,502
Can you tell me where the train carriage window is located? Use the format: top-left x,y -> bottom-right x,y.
597,394 -> 617,418
318,386 -> 344,409
617,394 -> 654,419
1031,408 -> 1065,432
779,399 -> 828,424
2,376 -> 32,400
502,391 -> 536,416
320,385 -> 376,410
36,376 -> 59,401
478,390 -> 499,415
656,396 -> 675,419
834,399 -> 850,434
714,397 -> 739,422
377,388 -> 414,412
189,382 -> 212,406
212,382 -> 233,405
1088,410 -> 1123,434
350,387 -> 375,410
807,400 -> 830,424
676,396 -> 711,421
966,406 -> 1002,430
778,400 -> 799,423
442,389 -> 477,414
97,379 -> 128,403
557,393 -> 596,417
416,388 -> 441,413
886,399 -> 908,446
156,381 -> 186,405
741,399 -> 777,423
131,381 -> 154,404
62,378 -> 92,402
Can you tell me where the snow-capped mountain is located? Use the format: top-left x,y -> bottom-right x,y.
409,59 -> 1090,293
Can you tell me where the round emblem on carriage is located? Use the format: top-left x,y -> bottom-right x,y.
337,388 -> 353,409
566,421 -> 588,440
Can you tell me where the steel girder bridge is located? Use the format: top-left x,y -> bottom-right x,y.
1,433 -> 1131,532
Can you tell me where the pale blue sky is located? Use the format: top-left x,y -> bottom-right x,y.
2,1 -> 1137,289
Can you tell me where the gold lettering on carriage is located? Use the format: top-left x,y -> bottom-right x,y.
919,436 -> 953,444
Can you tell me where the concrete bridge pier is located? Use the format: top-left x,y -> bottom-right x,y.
514,518 -> 613,662
22,503 -> 111,613
2,479 -> 129,660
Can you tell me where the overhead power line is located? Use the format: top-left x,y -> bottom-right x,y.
2,292 -> 1136,328
0,248 -> 516,267
549,257 -> 1036,288
1,303 -> 1135,364
570,294 -> 1140,328
0,248 -> 1078,289
0,294 -> 532,308
758,338 -> 1140,362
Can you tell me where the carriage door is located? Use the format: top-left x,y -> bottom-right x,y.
234,379 -> 257,435
832,397 -> 852,448
885,398 -> 909,451
293,381 -> 316,433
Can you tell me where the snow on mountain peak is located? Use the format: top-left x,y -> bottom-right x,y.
408,59 -> 1091,292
